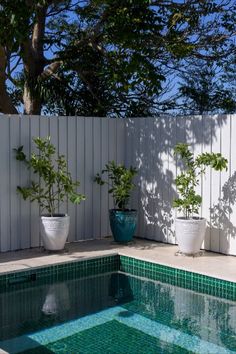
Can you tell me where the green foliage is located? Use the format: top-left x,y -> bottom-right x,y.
1,0 -> 235,116
178,63 -> 236,114
95,161 -> 137,210
14,137 -> 85,216
0,0 -> 32,47
173,143 -> 228,219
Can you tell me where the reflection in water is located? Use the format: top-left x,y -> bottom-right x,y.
42,283 -> 70,316
123,274 -> 236,351
109,273 -> 134,304
1,271 -> 236,352
208,298 -> 236,351
0,273 -> 118,341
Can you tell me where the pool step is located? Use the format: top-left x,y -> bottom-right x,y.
0,306 -> 234,354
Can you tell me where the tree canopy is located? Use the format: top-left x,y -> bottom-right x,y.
0,0 -> 235,116
177,61 -> 236,115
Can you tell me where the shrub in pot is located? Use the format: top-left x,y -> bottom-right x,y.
173,143 -> 227,255
15,136 -> 85,251
95,161 -> 138,243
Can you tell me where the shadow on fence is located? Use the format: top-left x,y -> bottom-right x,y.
126,114 -> 235,253
210,171 -> 236,253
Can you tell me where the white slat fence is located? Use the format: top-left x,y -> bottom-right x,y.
0,115 -> 236,256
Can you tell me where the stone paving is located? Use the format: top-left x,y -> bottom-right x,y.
1,238 -> 236,282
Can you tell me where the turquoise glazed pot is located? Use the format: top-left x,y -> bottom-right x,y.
109,209 -> 137,243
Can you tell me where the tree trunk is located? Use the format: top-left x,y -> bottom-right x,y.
0,46 -> 18,114
23,82 -> 42,115
22,5 -> 47,115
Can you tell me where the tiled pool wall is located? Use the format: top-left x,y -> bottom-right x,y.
0,267 -> 119,341
0,255 -> 120,291
1,254 -> 236,301
120,256 -> 236,301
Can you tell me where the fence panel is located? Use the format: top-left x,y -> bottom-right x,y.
0,115 -> 236,255
0,116 -> 119,251
125,115 -> 236,255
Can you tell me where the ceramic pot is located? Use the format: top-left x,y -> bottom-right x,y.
109,209 -> 137,243
175,217 -> 206,255
40,214 -> 70,251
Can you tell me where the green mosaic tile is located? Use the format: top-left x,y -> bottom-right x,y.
20,320 -> 190,354
1,253 -> 236,302
0,255 -> 120,292
119,255 -> 236,301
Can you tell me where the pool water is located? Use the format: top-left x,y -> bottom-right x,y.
0,271 -> 236,353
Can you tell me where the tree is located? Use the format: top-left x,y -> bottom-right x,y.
0,0 -> 235,116
177,62 -> 236,115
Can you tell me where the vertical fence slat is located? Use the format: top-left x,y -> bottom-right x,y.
130,119 -> 141,238
145,118 -> 155,240
167,116 -> 172,244
93,118 -> 101,239
84,117 -> 93,239
67,117 -> 77,242
133,119 -> 141,238
0,117 -> 10,251
167,116 -> 177,244
125,120 -> 133,174
30,116 -> 40,247
191,116 -> 203,217
9,116 -> 20,250
229,115 -> 236,255
153,118 -> 163,241
116,119 -> 125,165
125,119 -> 135,237
76,117 -> 85,241
39,117 -> 50,246
210,115 -> 221,253
49,116 -> 59,213
219,115 -> 231,254
58,117 -> 68,218
20,116 -> 31,249
202,116 -> 212,250
137,119 -> 145,239
100,119 -> 109,236
191,116 -> 204,251
108,119 -> 117,213
106,118 -> 117,237
49,116 -> 58,147
161,117 -> 169,242
175,117 -> 187,245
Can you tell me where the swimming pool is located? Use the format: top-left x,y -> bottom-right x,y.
0,255 -> 236,353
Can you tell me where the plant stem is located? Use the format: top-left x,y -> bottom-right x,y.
48,186 -> 54,216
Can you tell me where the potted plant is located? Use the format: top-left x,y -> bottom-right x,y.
95,160 -> 138,243
173,143 -> 227,255
15,136 -> 85,251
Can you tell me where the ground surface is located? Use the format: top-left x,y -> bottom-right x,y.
1,238 -> 236,282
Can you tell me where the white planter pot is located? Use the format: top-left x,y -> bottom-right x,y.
40,214 -> 70,251
175,217 -> 206,255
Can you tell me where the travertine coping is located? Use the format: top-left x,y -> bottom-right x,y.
0,238 -> 236,282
